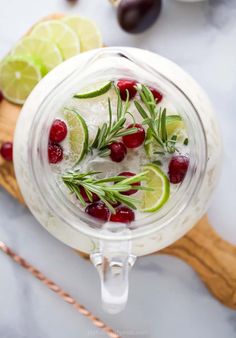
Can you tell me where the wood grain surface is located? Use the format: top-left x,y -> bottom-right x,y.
0,14 -> 235,312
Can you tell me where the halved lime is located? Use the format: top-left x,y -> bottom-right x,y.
145,115 -> 185,158
30,20 -> 80,60
64,109 -> 88,164
12,36 -> 63,74
74,81 -> 112,99
62,15 -> 102,52
140,163 -> 170,212
0,56 -> 41,104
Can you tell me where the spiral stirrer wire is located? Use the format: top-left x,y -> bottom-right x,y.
0,241 -> 121,338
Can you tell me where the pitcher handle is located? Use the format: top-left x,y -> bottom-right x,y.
90,223 -> 136,314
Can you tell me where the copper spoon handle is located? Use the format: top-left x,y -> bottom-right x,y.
0,241 -> 120,338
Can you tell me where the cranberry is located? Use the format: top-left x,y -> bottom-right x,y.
0,142 -> 13,161
49,119 -> 67,143
149,87 -> 163,103
79,186 -> 100,203
118,171 -> 140,196
48,142 -> 63,164
109,142 -> 127,162
117,80 -> 137,101
110,206 -> 135,223
122,123 -> 145,148
168,155 -> 189,184
0,91 -> 4,103
85,202 -> 110,221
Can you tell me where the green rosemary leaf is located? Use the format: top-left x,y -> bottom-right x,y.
153,151 -> 165,155
134,101 -> 149,119
160,108 -> 167,142
152,160 -> 162,166
115,127 -> 138,138
108,98 -> 112,132
98,148 -> 111,157
62,170 -> 148,210
97,123 -> 108,149
184,138 -> 189,146
124,90 -> 130,114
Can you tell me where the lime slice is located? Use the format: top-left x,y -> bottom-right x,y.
12,36 -> 63,74
74,81 -> 112,99
30,20 -> 80,60
0,56 -> 41,104
64,109 -> 88,164
145,115 -> 185,158
62,15 -> 102,52
140,163 -> 170,212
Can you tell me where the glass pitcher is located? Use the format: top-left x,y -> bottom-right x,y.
14,47 -> 221,313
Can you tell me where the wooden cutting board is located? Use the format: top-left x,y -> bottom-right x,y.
0,14 -> 236,311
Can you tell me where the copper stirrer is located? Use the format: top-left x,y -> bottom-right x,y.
0,241 -> 121,338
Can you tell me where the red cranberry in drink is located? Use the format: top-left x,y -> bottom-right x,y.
79,186 -> 100,203
149,87 -> 163,103
122,123 -> 145,148
109,141 -> 127,162
110,206 -> 135,223
0,91 -> 4,103
168,155 -> 189,184
48,142 -> 63,164
85,202 -> 110,221
0,142 -> 13,161
117,80 -> 137,101
118,171 -> 140,195
49,119 -> 67,143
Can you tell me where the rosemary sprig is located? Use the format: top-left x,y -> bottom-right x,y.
90,84 -> 138,156
134,84 -> 178,154
62,170 -> 151,213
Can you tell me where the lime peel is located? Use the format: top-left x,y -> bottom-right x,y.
140,163 -> 170,212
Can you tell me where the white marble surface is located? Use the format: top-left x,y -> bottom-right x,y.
1,0 -> 236,337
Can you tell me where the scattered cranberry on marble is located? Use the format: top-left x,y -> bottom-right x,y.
0,142 -> 13,161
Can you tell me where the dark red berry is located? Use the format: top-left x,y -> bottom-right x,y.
150,87 -> 163,103
0,142 -> 13,161
122,123 -> 145,148
85,202 -> 110,221
117,80 -> 137,101
117,0 -> 162,34
118,171 -> 140,195
48,142 -> 63,164
49,119 -> 67,143
79,186 -> 100,203
110,206 -> 135,223
109,142 -> 127,162
168,155 -> 189,184
0,91 -> 4,103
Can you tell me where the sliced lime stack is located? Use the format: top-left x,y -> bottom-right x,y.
140,163 -> 170,212
62,15 -> 102,52
12,36 -> 63,74
145,115 -> 186,158
30,20 -> 80,60
0,56 -> 42,104
74,81 -> 112,99
64,109 -> 88,164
